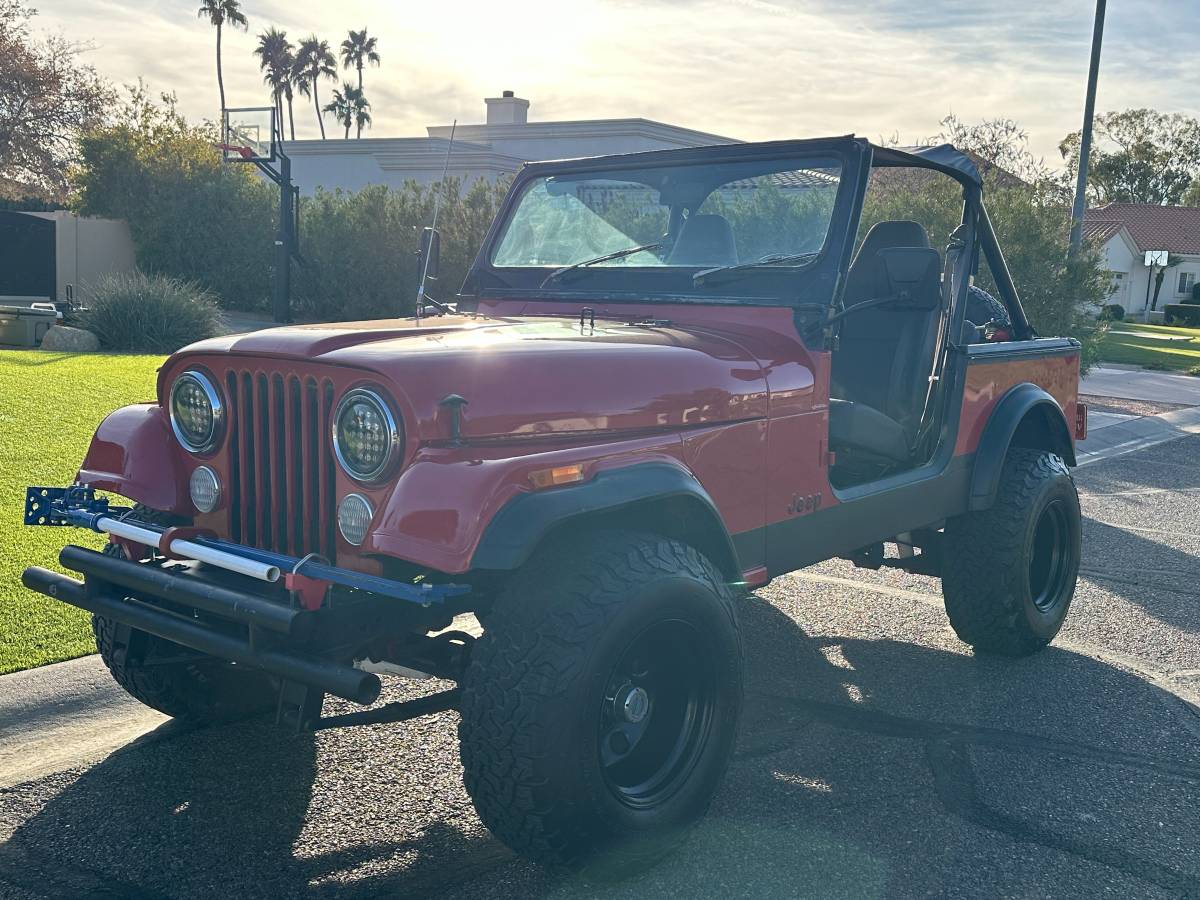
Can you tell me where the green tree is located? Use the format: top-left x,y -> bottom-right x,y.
253,27 -> 294,141
1184,180 -> 1200,207
323,83 -> 370,139
340,29 -> 380,90
1059,109 -> 1200,206
73,86 -> 275,310
293,36 -> 337,139
196,0 -> 247,117
0,0 -> 112,200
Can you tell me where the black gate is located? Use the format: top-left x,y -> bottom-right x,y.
0,212 -> 55,299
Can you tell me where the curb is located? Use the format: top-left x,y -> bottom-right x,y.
1077,405 -> 1200,467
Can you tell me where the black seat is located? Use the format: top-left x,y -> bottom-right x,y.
667,214 -> 738,266
829,220 -> 944,469
829,398 -> 910,464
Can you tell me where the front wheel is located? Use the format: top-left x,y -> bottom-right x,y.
458,532 -> 742,874
942,448 -> 1081,656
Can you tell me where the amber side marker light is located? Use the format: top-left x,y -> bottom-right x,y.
529,464 -> 585,490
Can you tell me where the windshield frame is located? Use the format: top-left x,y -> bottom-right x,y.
464,137 -> 872,307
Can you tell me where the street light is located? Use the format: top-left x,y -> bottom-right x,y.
1068,0 -> 1107,257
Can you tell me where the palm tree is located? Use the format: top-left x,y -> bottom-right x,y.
253,27 -> 293,141
352,89 -> 373,139
293,36 -> 337,139
324,83 -> 371,139
197,0 -> 248,117
340,28 -> 380,95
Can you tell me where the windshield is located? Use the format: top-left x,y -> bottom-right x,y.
488,155 -> 843,295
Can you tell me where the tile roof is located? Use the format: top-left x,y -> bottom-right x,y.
1081,219 -> 1124,245
1085,203 -> 1200,255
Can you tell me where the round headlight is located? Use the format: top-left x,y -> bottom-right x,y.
333,388 -> 401,482
170,371 -> 224,453
189,465 -> 221,513
337,493 -> 374,546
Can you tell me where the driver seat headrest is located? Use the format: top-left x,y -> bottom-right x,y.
844,220 -> 932,305
668,214 -> 739,267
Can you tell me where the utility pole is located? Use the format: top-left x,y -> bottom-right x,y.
1068,0 -> 1106,257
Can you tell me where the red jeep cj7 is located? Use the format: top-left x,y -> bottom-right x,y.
23,137 -> 1085,870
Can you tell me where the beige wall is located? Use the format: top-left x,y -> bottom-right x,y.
27,212 -> 136,303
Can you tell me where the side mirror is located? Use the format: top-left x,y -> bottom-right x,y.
417,227 -> 441,283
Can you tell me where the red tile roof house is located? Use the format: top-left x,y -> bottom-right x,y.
1084,203 -> 1200,321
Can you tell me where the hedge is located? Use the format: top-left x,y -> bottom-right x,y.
1163,304 -> 1200,327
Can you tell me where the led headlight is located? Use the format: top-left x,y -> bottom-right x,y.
189,465 -> 221,513
333,388 -> 401,482
337,493 -> 374,546
170,370 -> 224,453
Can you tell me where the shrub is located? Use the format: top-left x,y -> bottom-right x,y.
1100,303 -> 1125,321
79,270 -> 221,352
292,177 -> 508,322
73,87 -> 275,311
1164,303 -> 1200,327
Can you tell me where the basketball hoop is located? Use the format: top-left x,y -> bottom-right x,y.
216,142 -> 256,161
220,107 -> 277,163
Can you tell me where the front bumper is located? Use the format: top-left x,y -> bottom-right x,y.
24,549 -> 395,704
22,486 -> 473,707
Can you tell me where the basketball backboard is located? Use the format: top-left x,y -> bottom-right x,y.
222,107 -> 276,162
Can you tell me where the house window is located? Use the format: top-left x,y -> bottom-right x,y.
1109,271 -> 1126,297
1179,271 -> 1196,296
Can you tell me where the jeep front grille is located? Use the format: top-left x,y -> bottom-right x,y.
223,369 -> 338,561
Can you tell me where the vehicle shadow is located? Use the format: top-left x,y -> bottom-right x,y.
1,592 -> 1198,899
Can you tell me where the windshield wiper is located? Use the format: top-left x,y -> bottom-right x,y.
539,243 -> 661,289
692,251 -> 820,287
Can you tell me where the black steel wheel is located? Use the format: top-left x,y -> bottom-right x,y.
942,448 -> 1081,656
458,531 -> 742,874
599,619 -> 718,809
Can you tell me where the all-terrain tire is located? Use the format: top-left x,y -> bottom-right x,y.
942,448 -> 1081,656
92,507 -> 276,723
458,531 -> 743,875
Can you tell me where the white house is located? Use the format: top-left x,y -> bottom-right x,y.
1085,203 -> 1200,318
281,92 -> 738,195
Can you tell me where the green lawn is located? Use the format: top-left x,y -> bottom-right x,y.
0,350 -> 164,674
1097,322 -> 1200,373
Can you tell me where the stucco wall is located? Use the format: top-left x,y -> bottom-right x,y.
27,212 -> 136,304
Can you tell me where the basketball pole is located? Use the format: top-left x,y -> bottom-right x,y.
273,150 -> 293,323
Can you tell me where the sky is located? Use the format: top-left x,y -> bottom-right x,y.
37,0 -> 1200,166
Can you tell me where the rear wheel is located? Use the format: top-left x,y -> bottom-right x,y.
458,531 -> 742,874
942,449 -> 1081,656
93,506 -> 276,723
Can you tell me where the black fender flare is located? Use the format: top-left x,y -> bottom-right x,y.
470,462 -> 741,579
968,383 -> 1076,511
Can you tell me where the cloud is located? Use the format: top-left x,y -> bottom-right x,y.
32,0 -> 1200,163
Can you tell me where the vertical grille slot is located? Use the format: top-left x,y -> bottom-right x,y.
224,367 -> 336,562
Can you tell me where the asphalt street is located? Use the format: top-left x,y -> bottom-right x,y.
1,436 -> 1199,899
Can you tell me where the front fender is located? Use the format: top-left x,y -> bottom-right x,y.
368,434 -> 720,575
76,404 -> 187,513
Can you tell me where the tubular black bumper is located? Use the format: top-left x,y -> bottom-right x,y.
22,546 -> 386,705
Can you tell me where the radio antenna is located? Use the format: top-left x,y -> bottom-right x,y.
415,120 -> 457,322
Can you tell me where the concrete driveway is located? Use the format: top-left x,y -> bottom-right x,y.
1,437 -> 1199,899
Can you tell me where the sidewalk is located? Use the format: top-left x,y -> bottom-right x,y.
1081,365 -> 1200,406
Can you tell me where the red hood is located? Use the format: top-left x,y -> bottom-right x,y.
170,314 -> 769,442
